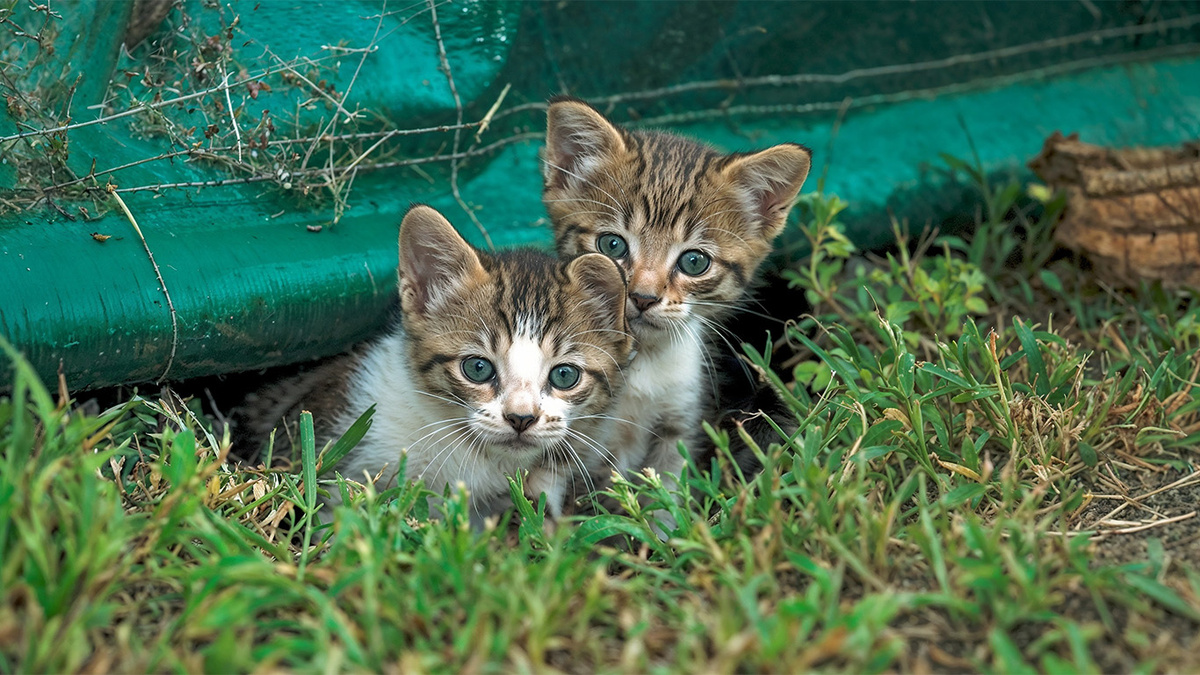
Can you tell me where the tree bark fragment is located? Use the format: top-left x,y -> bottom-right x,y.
1029,132 -> 1200,287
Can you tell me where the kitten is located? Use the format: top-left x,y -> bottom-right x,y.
242,204 -> 634,527
542,97 -> 811,501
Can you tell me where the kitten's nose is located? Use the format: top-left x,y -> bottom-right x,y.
504,412 -> 537,433
630,293 -> 660,312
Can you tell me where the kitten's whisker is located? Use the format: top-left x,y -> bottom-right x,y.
567,447 -> 596,497
543,197 -> 621,217
412,390 -> 475,410
570,327 -> 634,340
413,422 -> 472,462
695,207 -> 749,223
564,427 -> 619,474
574,414 -> 661,438
693,312 -> 756,352
555,439 -> 595,496
686,300 -> 785,325
603,169 -> 633,208
404,415 -> 473,439
554,309 -> 629,373
587,343 -> 625,373
694,209 -> 755,243
692,314 -> 760,390
432,329 -> 478,339
427,424 -> 481,487
405,417 -> 473,450
678,318 -> 721,404
563,422 -> 615,458
666,320 -> 683,351
544,160 -> 625,215
695,192 -> 743,214
412,421 -> 475,479
466,434 -> 488,520
686,309 -> 741,338
557,210 -> 618,219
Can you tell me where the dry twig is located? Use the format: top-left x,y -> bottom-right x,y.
428,0 -> 493,249
106,185 -> 179,383
494,14 -> 1200,120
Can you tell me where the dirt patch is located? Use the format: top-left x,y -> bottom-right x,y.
1079,467 -> 1200,567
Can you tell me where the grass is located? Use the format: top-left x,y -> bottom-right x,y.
2,165 -> 1200,673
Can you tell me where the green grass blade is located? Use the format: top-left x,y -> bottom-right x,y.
298,410 -> 318,580
318,404 -> 375,476
1012,317 -> 1049,396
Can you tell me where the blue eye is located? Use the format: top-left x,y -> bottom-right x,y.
677,249 -> 711,276
461,357 -> 496,383
597,234 -> 628,259
548,364 -> 581,390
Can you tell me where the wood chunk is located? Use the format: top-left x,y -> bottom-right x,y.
124,0 -> 175,50
1030,132 -> 1200,288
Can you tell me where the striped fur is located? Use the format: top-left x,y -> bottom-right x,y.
543,97 -> 811,493
251,205 -> 634,527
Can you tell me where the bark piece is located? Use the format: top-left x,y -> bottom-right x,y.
1030,132 -> 1200,287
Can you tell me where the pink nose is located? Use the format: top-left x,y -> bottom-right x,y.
504,412 -> 536,433
630,293 -> 660,312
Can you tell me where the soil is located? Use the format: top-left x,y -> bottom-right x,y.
1079,467 -> 1200,568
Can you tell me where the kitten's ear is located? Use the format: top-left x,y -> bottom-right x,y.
723,143 -> 812,239
398,205 -> 486,316
543,97 -> 627,191
565,253 -> 628,332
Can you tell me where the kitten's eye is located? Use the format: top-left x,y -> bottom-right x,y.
677,249 -> 711,276
596,234 -> 628,259
461,357 -> 496,383
548,364 -> 581,390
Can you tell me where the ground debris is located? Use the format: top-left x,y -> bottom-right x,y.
1030,131 -> 1200,287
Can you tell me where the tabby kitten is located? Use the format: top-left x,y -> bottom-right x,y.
542,97 -> 811,497
245,204 -> 634,526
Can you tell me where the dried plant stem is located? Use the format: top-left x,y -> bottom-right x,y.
30,124 -> 487,194
0,56 -> 342,145
106,185 -> 179,383
1100,511 -> 1196,535
33,148 -> 230,192
108,133 -> 541,194
428,0 -> 493,249
275,124 -> 478,144
220,63 -> 243,162
262,47 -> 357,122
475,82 -> 511,143
630,44 -> 1200,128
1082,469 -> 1200,529
325,2 -> 386,224
495,14 -> 1200,119
340,130 -> 398,175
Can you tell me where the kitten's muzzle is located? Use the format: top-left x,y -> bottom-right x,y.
504,412 -> 538,433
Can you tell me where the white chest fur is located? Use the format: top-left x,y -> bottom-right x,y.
597,323 -> 707,477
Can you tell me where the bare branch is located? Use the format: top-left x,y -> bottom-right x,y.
493,14 -> 1200,120
428,0 -> 493,249
0,55 -> 345,145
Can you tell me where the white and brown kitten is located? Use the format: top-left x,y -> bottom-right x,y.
542,97 -> 811,504
244,204 -> 634,526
